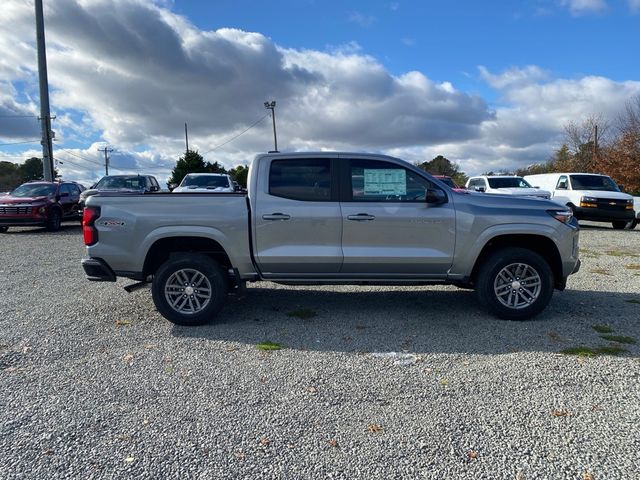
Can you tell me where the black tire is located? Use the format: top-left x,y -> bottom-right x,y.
151,253 -> 227,326
624,219 -> 638,230
46,209 -> 62,231
475,247 -> 554,321
612,221 -> 627,230
0,226 -> 8,233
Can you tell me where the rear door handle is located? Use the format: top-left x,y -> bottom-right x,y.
347,213 -> 375,221
262,213 -> 291,221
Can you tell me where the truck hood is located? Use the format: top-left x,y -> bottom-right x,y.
493,187 -> 551,197
81,188 -> 142,199
568,190 -> 633,200
172,186 -> 234,193
0,195 -> 49,205
461,190 -> 563,211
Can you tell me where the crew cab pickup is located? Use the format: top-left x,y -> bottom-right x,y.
82,152 -> 581,325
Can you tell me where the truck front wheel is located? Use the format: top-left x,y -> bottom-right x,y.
475,247 -> 554,321
151,253 -> 227,326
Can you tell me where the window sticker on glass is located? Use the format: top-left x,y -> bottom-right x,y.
363,169 -> 406,196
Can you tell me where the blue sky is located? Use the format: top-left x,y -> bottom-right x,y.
1,0 -> 639,185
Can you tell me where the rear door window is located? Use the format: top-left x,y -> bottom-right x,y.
269,159 -> 331,201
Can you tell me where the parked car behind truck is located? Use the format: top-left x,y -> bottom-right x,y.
524,173 -> 635,229
0,180 -> 83,232
82,152 -> 581,326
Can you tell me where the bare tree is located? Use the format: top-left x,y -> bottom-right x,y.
563,113 -> 611,172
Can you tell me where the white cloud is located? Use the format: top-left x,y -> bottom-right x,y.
348,12 -> 377,27
559,0 -> 607,15
629,0 -> 640,12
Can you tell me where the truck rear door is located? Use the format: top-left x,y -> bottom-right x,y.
253,157 -> 343,275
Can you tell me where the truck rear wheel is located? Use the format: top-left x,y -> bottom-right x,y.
0,226 -> 8,233
151,253 -> 227,326
475,247 -> 554,321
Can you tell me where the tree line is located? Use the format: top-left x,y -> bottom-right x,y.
0,157 -> 53,192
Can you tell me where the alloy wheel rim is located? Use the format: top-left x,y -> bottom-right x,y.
164,268 -> 212,315
493,262 -> 542,310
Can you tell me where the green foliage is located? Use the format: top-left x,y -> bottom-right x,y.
256,341 -> 283,351
0,157 -> 58,191
416,155 -> 468,187
599,334 -> 637,344
286,308 -> 317,320
167,150 -> 227,187
228,165 -> 249,188
592,324 -> 614,334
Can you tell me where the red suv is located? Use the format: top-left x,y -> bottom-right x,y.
0,181 -> 83,233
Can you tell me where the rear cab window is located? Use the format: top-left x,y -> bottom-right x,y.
269,158 -> 332,201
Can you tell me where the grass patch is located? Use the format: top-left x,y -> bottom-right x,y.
625,264 -> 640,270
599,334 -> 637,344
592,324 -> 614,334
606,250 -> 639,258
560,345 -> 628,357
594,345 -> 628,356
286,308 -> 317,320
561,346 -> 597,357
589,268 -> 612,275
256,341 -> 283,351
579,248 -> 600,258
625,299 -> 640,304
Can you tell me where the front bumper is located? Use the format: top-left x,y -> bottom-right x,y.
0,216 -> 46,226
82,257 -> 117,282
574,206 -> 634,222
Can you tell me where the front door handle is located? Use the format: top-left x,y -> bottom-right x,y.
347,213 -> 375,221
262,213 -> 291,221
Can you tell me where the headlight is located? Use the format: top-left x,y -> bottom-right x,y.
547,209 -> 574,225
581,196 -> 597,203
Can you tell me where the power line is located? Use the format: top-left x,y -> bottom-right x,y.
0,139 -> 42,146
201,113 -> 269,155
0,115 -> 38,118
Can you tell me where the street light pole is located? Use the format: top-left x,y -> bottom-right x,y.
35,0 -> 54,181
264,100 -> 278,152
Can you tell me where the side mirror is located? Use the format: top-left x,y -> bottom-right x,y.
150,185 -> 160,192
557,182 -> 567,190
168,183 -> 177,191
425,188 -> 447,205
474,186 -> 486,192
59,192 -> 70,198
618,184 -> 625,192
534,186 -> 540,189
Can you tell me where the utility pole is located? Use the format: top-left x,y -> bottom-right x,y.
593,124 -> 598,170
98,146 -> 113,176
35,0 -> 54,181
185,122 -> 189,153
264,100 -> 278,152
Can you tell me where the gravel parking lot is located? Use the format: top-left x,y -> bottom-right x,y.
1,223 -> 639,479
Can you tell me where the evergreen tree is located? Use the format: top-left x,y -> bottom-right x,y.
168,150 -> 209,187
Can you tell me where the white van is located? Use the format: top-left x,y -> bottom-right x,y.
524,173 -> 635,229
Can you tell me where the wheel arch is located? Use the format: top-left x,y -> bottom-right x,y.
143,235 -> 233,278
471,234 -> 563,289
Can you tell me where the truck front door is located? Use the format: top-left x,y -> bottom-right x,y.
340,158 -> 456,276
254,157 -> 343,275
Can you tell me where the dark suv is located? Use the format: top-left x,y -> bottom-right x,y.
0,181 -> 83,232
79,174 -> 161,209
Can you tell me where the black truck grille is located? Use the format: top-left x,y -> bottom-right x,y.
596,199 -> 628,211
0,206 -> 31,215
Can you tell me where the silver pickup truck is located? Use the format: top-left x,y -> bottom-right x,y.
82,152 -> 580,325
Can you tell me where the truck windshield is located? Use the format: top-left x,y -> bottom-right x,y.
570,175 -> 619,191
95,176 -> 145,190
487,177 -> 532,189
181,175 -> 229,188
10,184 -> 56,197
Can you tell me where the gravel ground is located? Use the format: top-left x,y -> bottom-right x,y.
1,222 -> 639,479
